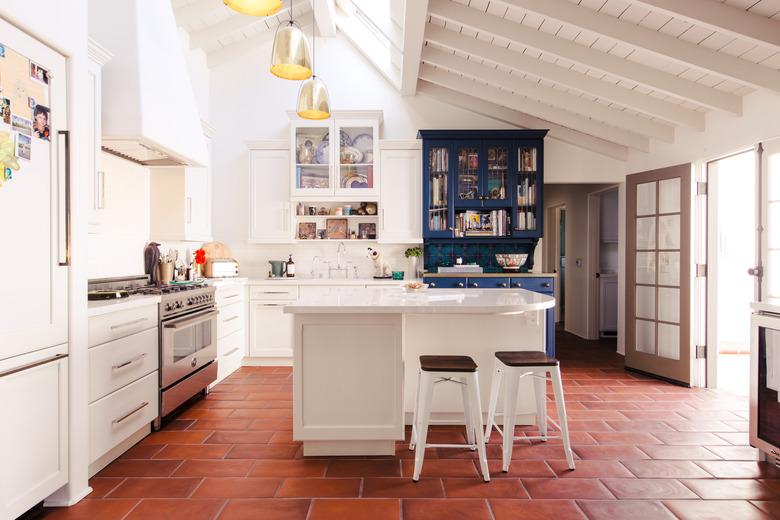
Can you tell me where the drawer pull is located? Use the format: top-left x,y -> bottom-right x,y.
224,347 -> 240,357
112,353 -> 147,371
112,401 -> 149,425
262,304 -> 283,307
0,353 -> 67,378
224,316 -> 240,323
429,282 -> 436,288
224,294 -> 240,299
457,282 -> 465,288
499,283 -> 508,288
110,318 -> 148,330
541,283 -> 551,288
262,291 -> 290,294
512,283 -> 522,288
470,282 -> 479,288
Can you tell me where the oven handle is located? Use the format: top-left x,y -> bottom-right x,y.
164,309 -> 219,329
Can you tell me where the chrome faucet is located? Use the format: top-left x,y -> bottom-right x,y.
337,242 -> 347,269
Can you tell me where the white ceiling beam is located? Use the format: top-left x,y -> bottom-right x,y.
312,0 -> 337,37
631,0 -> 780,54
174,0 -> 225,27
188,6 -> 291,50
417,81 -> 629,161
425,25 -> 704,131
419,64 -> 649,151
422,47 -> 674,142
207,12 -> 312,67
427,0 -> 741,115
399,0 -> 429,95
498,0 -> 780,94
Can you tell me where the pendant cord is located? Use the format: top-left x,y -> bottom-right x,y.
290,0 -> 294,23
312,6 -> 316,77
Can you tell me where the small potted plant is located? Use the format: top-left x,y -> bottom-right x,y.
194,248 -> 206,279
404,246 -> 423,278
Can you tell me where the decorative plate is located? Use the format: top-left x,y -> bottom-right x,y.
322,130 -> 352,147
315,141 -> 329,164
364,202 -> 378,215
342,174 -> 368,188
351,133 -> 373,153
340,146 -> 363,164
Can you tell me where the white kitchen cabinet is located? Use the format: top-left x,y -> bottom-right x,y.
87,39 -> 112,234
0,351 -> 68,520
150,121 -> 213,242
249,143 -> 293,243
249,301 -> 294,358
378,141 -> 422,244
211,281 -> 247,384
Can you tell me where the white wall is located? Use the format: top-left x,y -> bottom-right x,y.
179,28 -> 210,122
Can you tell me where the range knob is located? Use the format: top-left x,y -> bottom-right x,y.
175,301 -> 183,309
187,297 -> 194,305
165,303 -> 172,311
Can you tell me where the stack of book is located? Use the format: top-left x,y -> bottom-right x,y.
517,177 -> 536,206
454,210 -> 511,237
516,210 -> 536,231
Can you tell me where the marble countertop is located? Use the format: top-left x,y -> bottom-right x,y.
284,286 -> 555,314
88,294 -> 161,318
249,277 -> 417,286
423,272 -> 557,278
205,277 -> 249,287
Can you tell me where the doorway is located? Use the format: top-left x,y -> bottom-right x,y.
707,150 -> 757,396
546,204 -> 566,326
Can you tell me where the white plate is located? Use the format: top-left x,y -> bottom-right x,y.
403,283 -> 429,292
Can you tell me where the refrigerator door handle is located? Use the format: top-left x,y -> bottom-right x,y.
57,130 -> 71,267
0,353 -> 68,379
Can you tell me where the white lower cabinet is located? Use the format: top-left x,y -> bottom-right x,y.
218,329 -> 245,382
212,281 -> 248,384
89,372 -> 158,463
250,301 -> 294,358
0,353 -> 68,520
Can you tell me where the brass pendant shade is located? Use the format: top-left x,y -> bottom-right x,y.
224,0 -> 283,16
270,23 -> 312,80
296,76 -> 330,120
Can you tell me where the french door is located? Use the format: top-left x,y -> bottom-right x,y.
762,139 -> 780,302
626,164 -> 694,385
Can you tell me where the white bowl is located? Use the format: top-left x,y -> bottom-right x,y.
402,283 -> 429,292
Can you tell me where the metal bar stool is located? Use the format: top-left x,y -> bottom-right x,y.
484,351 -> 575,472
409,355 -> 490,482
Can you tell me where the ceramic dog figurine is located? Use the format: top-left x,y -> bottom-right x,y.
367,247 -> 392,278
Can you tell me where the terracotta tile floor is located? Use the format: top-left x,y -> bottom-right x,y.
39,331 -> 780,520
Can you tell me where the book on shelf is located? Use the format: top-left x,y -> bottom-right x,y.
519,147 -> 537,172
515,210 -> 536,231
454,209 -> 511,237
517,177 -> 536,206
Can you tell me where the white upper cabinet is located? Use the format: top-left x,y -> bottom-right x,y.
87,39 -> 112,234
378,141 -> 422,244
150,122 -> 214,242
249,141 -> 293,243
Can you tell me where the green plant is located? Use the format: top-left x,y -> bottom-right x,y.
404,247 -> 423,258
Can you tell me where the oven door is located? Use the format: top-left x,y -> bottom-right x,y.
161,308 -> 218,388
750,312 -> 780,458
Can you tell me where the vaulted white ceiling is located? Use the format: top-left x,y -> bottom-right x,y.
173,0 -> 780,160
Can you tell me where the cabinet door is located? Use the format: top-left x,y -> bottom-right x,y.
334,119 -> 379,198
379,147 -> 422,244
513,141 -> 543,238
250,302 -> 294,357
0,355 -> 68,519
87,58 -> 102,233
423,141 -> 453,238
250,149 -> 293,243
482,142 -> 511,207
454,141 -> 482,206
292,121 -> 333,197
185,167 -> 212,242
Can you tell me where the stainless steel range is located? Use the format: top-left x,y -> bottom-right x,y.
87,275 -> 218,429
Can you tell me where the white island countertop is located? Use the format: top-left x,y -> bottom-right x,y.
249,277 -> 416,286
284,286 -> 554,315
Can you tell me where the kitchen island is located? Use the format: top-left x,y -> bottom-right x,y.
285,286 -> 555,456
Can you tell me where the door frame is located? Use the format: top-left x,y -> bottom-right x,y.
545,203 -> 566,323
587,185 -> 620,340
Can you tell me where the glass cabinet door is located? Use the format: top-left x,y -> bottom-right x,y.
425,144 -> 451,237
293,123 -> 331,195
455,143 -> 481,205
514,143 -> 540,236
483,144 -> 510,207
334,121 -> 378,197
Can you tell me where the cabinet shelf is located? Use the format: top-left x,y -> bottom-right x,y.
295,214 -> 378,219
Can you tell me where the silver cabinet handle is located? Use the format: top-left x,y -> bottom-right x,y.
498,283 -> 508,288
262,303 -> 283,307
429,282 -> 436,288
186,197 -> 192,224
0,353 -> 67,379
110,318 -> 148,330
512,282 -> 522,288
541,283 -> 551,288
165,309 -> 219,329
112,353 -> 147,371
457,282 -> 465,288
224,347 -> 240,357
470,282 -> 479,288
112,402 -> 149,425
262,291 -> 289,294
224,294 -> 240,299
224,316 -> 240,323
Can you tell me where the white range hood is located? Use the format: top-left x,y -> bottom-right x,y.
89,0 -> 208,167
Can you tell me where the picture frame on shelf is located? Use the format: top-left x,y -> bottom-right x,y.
298,222 -> 317,240
358,222 -> 376,240
326,218 -> 348,239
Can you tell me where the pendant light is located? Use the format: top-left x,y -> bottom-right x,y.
270,0 -> 312,80
224,0 -> 282,16
296,10 -> 330,120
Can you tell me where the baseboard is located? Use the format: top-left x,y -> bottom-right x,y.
43,485 -> 93,508
243,357 -> 292,367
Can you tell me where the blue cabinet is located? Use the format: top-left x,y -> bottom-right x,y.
419,130 -> 547,240
424,275 -> 556,357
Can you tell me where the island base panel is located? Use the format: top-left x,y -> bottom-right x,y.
303,440 -> 396,456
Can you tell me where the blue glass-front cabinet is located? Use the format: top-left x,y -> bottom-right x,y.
419,130 -> 547,240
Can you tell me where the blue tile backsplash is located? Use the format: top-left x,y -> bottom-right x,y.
424,241 -> 538,272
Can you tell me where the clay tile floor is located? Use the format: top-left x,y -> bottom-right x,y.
38,331 -> 779,520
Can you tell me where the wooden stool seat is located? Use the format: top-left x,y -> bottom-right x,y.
495,351 -> 558,367
419,355 -> 477,373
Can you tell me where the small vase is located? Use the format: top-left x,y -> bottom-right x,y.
408,257 -> 419,279
195,263 -> 203,279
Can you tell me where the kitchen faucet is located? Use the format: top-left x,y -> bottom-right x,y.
337,242 -> 346,269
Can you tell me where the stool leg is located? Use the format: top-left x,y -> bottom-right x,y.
413,371 -> 434,482
550,365 -> 575,470
460,376 -> 476,449
533,370 -> 548,442
484,361 -> 502,443
469,371 -> 490,482
501,368 -> 520,473
409,369 -> 421,451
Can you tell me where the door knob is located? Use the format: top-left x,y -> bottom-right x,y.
470,282 -> 479,288
748,266 -> 763,277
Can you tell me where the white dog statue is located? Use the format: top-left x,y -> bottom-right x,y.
367,247 -> 392,278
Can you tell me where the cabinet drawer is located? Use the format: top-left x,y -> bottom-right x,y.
250,285 -> 299,301
89,371 -> 158,463
218,329 -> 245,382
89,327 -> 159,403
216,285 -> 245,307
509,277 -> 554,293
424,277 -> 467,289
218,302 -> 245,339
89,305 -> 158,348
467,277 -> 511,289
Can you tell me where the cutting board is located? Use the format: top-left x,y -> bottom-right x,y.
201,242 -> 232,260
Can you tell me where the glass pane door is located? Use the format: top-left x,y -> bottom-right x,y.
336,124 -> 375,193
483,144 -> 509,205
426,145 -> 450,235
456,145 -> 480,203
765,141 -> 780,300
294,125 -> 330,192
515,145 -> 539,234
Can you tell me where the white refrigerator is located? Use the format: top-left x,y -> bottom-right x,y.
0,16 -> 70,520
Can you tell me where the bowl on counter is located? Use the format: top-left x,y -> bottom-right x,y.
495,254 -> 528,271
